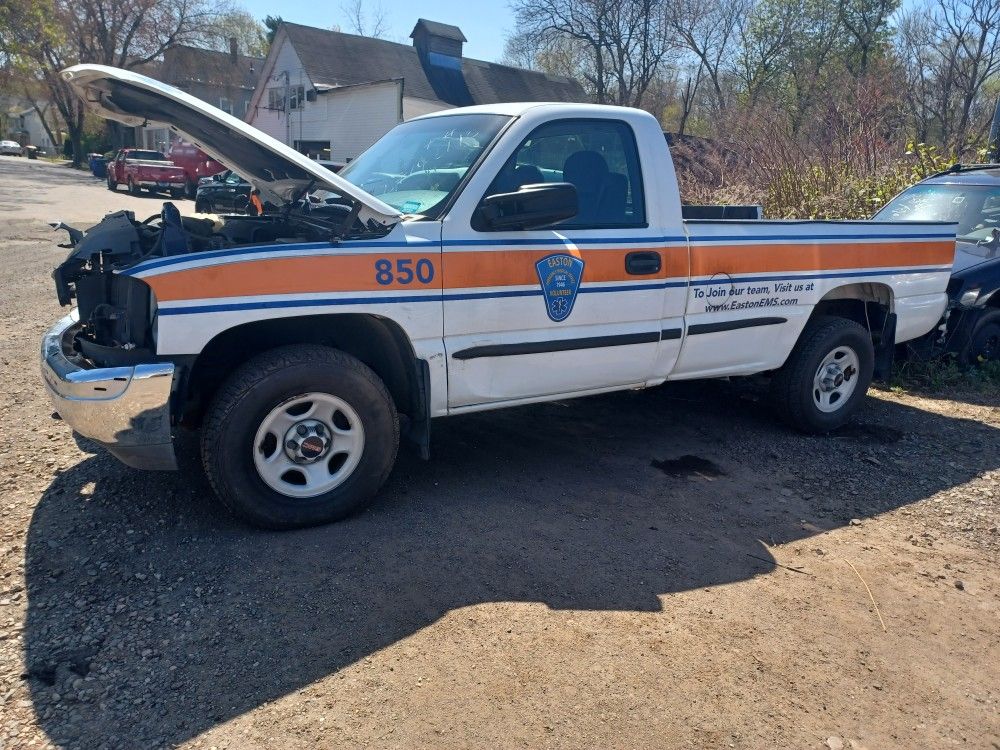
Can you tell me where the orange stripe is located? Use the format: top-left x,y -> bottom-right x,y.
146,253 -> 441,301
690,241 -> 954,276
146,240 -> 953,303
442,247 -> 688,288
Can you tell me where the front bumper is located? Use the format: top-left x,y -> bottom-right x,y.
41,312 -> 177,470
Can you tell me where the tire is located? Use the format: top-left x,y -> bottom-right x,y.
770,316 -> 875,433
185,179 -> 197,199
960,308 -> 1000,366
128,177 -> 140,196
107,175 -> 117,191
194,198 -> 210,213
200,345 -> 399,529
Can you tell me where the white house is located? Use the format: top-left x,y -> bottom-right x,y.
1,99 -> 59,153
246,19 -> 586,162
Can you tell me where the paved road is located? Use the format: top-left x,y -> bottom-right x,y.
0,156 -> 195,226
0,155 -> 998,750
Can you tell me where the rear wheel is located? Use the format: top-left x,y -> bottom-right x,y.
960,308 -> 1000,365
200,345 -> 399,529
771,316 -> 875,433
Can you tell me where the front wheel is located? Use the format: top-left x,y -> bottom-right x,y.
200,345 -> 399,529
960,308 -> 1000,366
770,316 -> 875,433
107,175 -> 117,191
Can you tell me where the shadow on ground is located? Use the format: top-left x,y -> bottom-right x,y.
23,380 -> 1000,748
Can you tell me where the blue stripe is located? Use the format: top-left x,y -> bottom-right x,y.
124,239 -> 438,276
687,232 -> 954,242
689,266 -> 953,286
442,235 -> 687,246
158,282 -> 679,314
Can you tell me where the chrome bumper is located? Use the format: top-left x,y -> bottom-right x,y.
40,312 -> 177,470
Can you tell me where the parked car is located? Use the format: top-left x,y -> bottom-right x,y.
194,170 -> 252,213
873,165 -> 1000,365
167,141 -> 225,198
44,64 -> 955,529
106,148 -> 187,197
0,140 -> 23,156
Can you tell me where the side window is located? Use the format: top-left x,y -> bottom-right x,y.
480,119 -> 646,229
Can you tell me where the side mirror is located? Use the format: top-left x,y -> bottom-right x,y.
474,182 -> 578,232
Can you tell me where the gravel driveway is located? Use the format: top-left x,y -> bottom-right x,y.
0,158 -> 998,750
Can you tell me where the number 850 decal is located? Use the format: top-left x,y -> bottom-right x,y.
374,257 -> 435,285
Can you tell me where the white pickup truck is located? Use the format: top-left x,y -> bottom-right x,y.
42,65 -> 956,528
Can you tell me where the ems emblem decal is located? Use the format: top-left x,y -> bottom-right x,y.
535,253 -> 584,322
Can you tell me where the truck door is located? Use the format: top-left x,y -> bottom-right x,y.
441,117 -> 673,409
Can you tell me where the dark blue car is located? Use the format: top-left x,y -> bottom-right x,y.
874,166 -> 1000,365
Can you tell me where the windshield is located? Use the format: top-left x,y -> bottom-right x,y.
875,184 -> 1000,241
337,114 -> 510,218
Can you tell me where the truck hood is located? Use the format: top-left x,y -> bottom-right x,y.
61,64 -> 401,227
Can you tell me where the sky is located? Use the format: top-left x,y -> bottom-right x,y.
236,0 -> 515,62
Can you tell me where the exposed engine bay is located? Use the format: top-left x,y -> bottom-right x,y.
51,200 -> 387,366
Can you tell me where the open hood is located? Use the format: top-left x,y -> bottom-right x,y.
60,64 -> 401,227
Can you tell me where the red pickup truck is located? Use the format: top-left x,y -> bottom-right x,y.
167,141 -> 225,197
106,148 -> 187,197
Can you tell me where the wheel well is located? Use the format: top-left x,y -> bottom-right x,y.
810,283 -> 895,378
811,283 -> 893,334
180,314 -> 426,432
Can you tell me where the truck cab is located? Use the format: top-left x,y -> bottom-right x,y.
42,65 -> 955,529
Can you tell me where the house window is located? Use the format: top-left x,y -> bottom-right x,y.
267,86 -> 306,111
219,97 -> 232,115
294,140 -> 331,159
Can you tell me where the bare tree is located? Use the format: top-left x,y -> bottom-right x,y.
340,0 -> 389,39
511,0 -> 675,106
0,0 -> 224,165
666,0 -> 746,111
897,0 -> 1000,152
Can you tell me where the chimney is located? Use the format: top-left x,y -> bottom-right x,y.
229,36 -> 238,64
409,19 -> 466,69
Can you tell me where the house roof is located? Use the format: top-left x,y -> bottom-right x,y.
280,22 -> 586,108
410,19 -> 467,42
160,45 -> 264,91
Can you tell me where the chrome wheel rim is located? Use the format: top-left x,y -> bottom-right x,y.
813,346 -> 860,413
252,392 -> 365,499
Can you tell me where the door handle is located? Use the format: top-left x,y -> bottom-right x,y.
625,251 -> 661,275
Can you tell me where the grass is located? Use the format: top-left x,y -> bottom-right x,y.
888,358 -> 1000,397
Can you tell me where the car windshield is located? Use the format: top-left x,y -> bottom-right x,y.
874,183 -> 1000,241
336,113 -> 510,219
224,172 -> 243,186
129,150 -> 167,161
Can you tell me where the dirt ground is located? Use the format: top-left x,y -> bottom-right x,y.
0,158 -> 997,750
